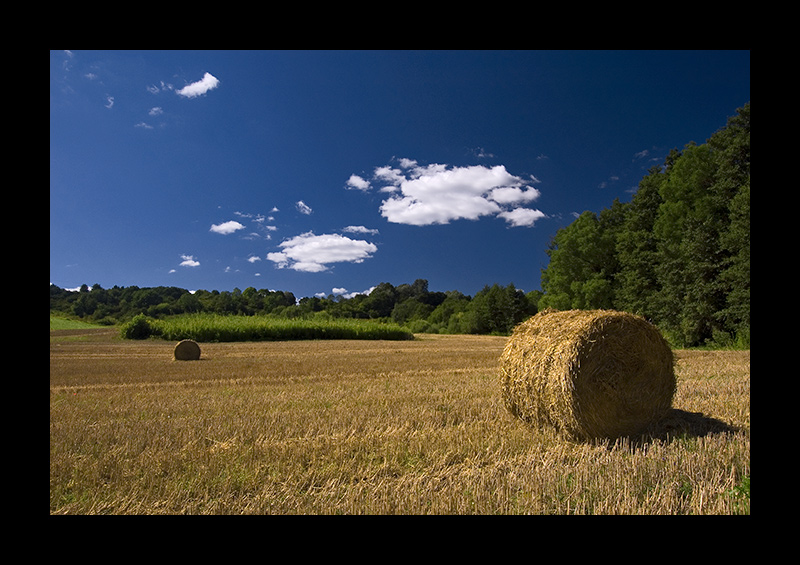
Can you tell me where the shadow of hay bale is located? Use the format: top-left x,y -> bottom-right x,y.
644,408 -> 741,441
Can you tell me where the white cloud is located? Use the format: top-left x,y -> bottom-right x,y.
345,174 -> 371,191
296,200 -> 313,215
247,255 -> 261,263
210,220 -> 245,235
345,286 -> 376,298
179,254 -> 200,267
342,225 -> 379,235
497,207 -> 547,227
352,158 -> 546,228
267,232 -> 377,273
329,286 -> 376,299
176,72 -> 220,98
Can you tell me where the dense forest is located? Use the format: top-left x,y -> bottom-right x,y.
539,102 -> 749,347
50,103 -> 749,348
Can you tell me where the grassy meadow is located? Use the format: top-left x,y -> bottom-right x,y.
50,323 -> 750,514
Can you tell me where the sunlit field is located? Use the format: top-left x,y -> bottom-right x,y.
50,328 -> 750,514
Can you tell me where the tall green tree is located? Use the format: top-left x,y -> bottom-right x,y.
463,283 -> 535,334
539,200 -> 625,310
718,182 -> 750,336
360,282 -> 397,318
710,102 -> 750,339
653,139 -> 739,345
615,160 -> 671,319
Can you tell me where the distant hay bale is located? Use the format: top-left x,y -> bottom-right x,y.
499,309 -> 675,441
173,339 -> 201,361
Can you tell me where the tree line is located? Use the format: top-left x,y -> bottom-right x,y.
50,103 -> 749,347
538,102 -> 749,347
49,279 -> 540,336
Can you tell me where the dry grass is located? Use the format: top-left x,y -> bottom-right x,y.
50,330 -> 750,514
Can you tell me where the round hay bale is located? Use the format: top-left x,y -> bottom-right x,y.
499,309 -> 675,441
173,339 -> 201,361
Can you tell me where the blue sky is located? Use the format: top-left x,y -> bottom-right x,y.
50,50 -> 750,299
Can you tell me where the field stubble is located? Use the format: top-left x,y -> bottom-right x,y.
50,330 -> 750,514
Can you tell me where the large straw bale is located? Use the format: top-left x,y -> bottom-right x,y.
499,309 -> 675,441
173,339 -> 201,361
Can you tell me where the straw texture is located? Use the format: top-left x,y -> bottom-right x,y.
499,309 -> 675,441
173,339 -> 201,361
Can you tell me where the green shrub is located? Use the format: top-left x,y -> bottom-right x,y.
120,314 -> 160,340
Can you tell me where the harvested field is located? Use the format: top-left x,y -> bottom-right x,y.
50,329 -> 750,514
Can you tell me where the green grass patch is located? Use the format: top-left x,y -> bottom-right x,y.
50,315 -> 107,331
120,313 -> 414,342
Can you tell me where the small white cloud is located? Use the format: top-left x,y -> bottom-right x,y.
296,200 -> 313,215
104,96 -> 114,109
345,174 -> 371,191
267,232 -> 377,273
345,286 -> 376,299
329,286 -> 376,299
149,107 -> 163,116
210,220 -> 245,235
180,254 -> 200,267
176,72 -> 220,98
342,225 -> 379,235
498,208 -> 547,227
247,255 -> 262,263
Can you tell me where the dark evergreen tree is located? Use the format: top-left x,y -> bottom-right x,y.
615,161 -> 671,319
